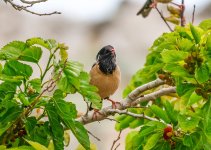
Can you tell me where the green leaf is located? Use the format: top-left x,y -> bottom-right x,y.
3,60 -> 33,79
190,24 -> 202,44
195,63 -> 209,83
7,146 -> 35,150
25,117 -> 37,136
26,37 -> 57,50
63,120 -> 90,150
115,116 -> 135,131
139,126 -> 156,137
57,60 -> 83,93
0,106 -> 22,136
76,143 -> 97,150
20,46 -> 42,63
161,50 -> 189,63
28,78 -> 41,93
178,114 -> 200,132
78,72 -> 102,109
199,19 -> 211,31
183,134 -> 193,147
125,131 -> 144,150
46,103 -> 64,150
0,41 -> 26,60
150,105 -> 171,123
177,38 -> 194,52
176,78 -> 195,97
143,133 -> 161,150
53,94 -> 77,119
25,139 -> 48,150
164,101 -> 178,124
164,63 -> 191,77
188,91 -> 203,106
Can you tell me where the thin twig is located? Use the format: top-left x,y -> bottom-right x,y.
192,5 -> 196,24
87,130 -> 101,141
111,130 -> 122,150
155,7 -> 173,32
5,0 -> 61,16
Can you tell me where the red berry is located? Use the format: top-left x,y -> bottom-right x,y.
163,126 -> 173,140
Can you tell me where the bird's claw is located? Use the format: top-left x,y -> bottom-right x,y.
107,99 -> 120,109
92,109 -> 103,120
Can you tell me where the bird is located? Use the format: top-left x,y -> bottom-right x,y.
89,45 -> 121,109
136,0 -> 173,17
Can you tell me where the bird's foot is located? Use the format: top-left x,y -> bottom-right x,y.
92,109 -> 103,120
106,98 -> 121,109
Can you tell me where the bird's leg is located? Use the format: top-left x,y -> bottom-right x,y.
106,98 -> 121,109
92,109 -> 103,120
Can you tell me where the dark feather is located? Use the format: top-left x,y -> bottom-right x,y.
137,0 -> 153,17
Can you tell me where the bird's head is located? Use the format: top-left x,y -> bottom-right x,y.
96,45 -> 116,62
96,45 -> 117,74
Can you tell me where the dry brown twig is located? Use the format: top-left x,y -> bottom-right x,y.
3,0 -> 61,16
111,130 -> 122,150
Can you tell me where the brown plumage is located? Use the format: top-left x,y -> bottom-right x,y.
89,45 -> 121,107
90,64 -> 120,99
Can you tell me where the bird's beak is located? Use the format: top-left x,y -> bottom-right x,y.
111,48 -> 115,54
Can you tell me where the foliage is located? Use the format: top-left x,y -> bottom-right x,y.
117,19 -> 211,149
0,38 -> 102,150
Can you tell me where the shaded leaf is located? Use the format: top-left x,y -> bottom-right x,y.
3,60 -> 33,79
150,105 -> 171,123
143,133 -> 161,150
46,103 -> 64,150
199,19 -> 211,31
20,46 -> 42,63
28,78 -> 41,93
195,63 -> 209,83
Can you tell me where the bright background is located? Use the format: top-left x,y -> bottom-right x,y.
1,0 -> 211,149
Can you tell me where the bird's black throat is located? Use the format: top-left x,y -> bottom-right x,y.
98,56 -> 116,74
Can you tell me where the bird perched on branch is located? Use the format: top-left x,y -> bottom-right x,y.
137,0 -> 173,17
89,45 -> 121,109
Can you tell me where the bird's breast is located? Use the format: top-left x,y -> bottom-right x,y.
90,64 -> 121,99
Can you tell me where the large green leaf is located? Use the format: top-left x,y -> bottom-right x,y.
28,78 -> 41,93
0,41 -> 42,63
53,90 -> 77,119
25,117 -> 37,136
163,101 -> 178,125
25,139 -> 48,150
20,46 -> 42,63
0,41 -> 26,60
161,50 -> 189,63
187,91 -> 203,106
143,133 -> 161,150
46,103 -> 64,150
7,146 -> 35,150
178,114 -> 200,132
199,19 -> 211,31
63,120 -> 90,150
0,106 -> 22,136
26,37 -> 57,50
183,134 -> 193,147
52,91 -> 90,150
164,63 -> 191,77
150,105 -> 171,123
125,131 -> 144,150
3,60 -> 33,79
190,24 -> 203,44
57,60 -> 83,93
195,63 -> 209,84
78,72 -> 101,109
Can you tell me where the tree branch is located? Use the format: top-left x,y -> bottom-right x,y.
108,109 -> 158,121
77,78 -> 176,125
4,0 -> 61,16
